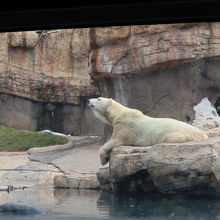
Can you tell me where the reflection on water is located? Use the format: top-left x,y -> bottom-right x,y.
97,192 -> 220,220
0,187 -> 220,219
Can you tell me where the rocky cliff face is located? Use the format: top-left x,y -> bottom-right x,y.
1,29 -> 97,104
89,23 -> 220,122
0,29 -> 104,135
3,22 -> 220,135
97,137 -> 220,195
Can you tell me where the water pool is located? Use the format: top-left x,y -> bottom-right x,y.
0,187 -> 219,220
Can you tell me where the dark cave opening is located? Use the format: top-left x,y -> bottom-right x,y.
214,97 -> 220,115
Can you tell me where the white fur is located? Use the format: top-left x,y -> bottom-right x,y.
88,97 -> 208,165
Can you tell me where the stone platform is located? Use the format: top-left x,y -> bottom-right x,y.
0,136 -> 104,190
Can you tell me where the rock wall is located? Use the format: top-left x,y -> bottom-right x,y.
3,22 -> 220,135
97,137 -> 220,195
89,22 -> 220,122
0,29 -> 104,135
0,93 -> 104,135
1,29 -> 97,104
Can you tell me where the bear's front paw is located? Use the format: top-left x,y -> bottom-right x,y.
99,150 -> 109,166
100,155 -> 109,166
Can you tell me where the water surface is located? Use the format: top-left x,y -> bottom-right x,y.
0,187 -> 220,220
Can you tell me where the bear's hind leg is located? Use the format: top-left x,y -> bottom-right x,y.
160,132 -> 192,144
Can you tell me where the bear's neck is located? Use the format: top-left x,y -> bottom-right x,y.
105,101 -> 143,125
92,109 -> 112,125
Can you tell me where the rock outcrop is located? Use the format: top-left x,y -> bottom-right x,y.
54,173 -> 100,190
4,23 -> 220,134
0,136 -> 103,190
0,151 -> 61,188
97,137 -> 220,195
90,23 -> 218,77
1,29 -> 97,105
192,97 -> 220,130
0,29 -> 104,135
89,23 -> 220,122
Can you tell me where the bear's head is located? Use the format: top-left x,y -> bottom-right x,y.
88,97 -> 111,114
88,97 -> 112,125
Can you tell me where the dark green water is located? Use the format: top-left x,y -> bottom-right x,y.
0,187 -> 220,220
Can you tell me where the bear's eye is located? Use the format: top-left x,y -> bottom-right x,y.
97,98 -> 101,101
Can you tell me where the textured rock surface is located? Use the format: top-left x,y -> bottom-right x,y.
192,97 -> 220,130
28,137 -> 106,189
89,23 -> 220,122
4,24 -> 220,134
0,136 -> 103,190
97,137 -> 220,195
96,167 -> 111,190
0,152 -> 61,188
54,173 -> 100,189
90,23 -> 220,77
28,138 -> 103,173
0,29 -> 103,135
0,29 -> 98,105
0,93 -> 104,135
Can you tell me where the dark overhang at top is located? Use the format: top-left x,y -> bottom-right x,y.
0,0 -> 220,32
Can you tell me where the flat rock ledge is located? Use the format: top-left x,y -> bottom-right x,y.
97,137 -> 220,195
27,136 -> 103,190
27,136 -> 102,154
0,136 -> 103,190
54,172 -> 100,189
27,141 -> 74,154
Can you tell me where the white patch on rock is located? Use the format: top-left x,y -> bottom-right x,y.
40,130 -> 71,137
192,97 -> 220,130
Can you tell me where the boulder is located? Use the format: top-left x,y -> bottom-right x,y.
96,167 -> 111,191
89,23 -> 220,125
0,29 -> 98,105
192,97 -> 220,130
54,172 -> 100,189
0,29 -> 101,136
97,137 -> 220,195
89,23 -> 220,77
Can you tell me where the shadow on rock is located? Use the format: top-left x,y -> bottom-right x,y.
0,203 -> 44,215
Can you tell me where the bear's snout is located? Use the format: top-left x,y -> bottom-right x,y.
87,100 -> 91,107
87,99 -> 95,108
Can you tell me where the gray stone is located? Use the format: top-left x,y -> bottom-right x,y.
99,137 -> 220,195
96,167 -> 112,191
0,137 -> 104,189
28,136 -> 102,173
67,136 -> 102,147
54,173 -> 100,189
50,144 -> 104,173
110,146 -> 151,183
28,143 -> 104,173
53,176 -> 68,188
27,140 -> 74,154
108,146 -> 157,193
79,178 -> 100,189
192,97 -> 220,130
97,167 -> 110,185
0,93 -> 104,136
89,23 -> 220,127
95,60 -> 220,127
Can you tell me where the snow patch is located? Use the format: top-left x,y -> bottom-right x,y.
40,130 -> 71,137
192,97 -> 220,130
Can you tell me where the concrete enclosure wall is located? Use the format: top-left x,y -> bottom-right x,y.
0,93 -> 104,136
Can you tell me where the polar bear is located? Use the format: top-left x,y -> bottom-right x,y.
88,97 -> 210,165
